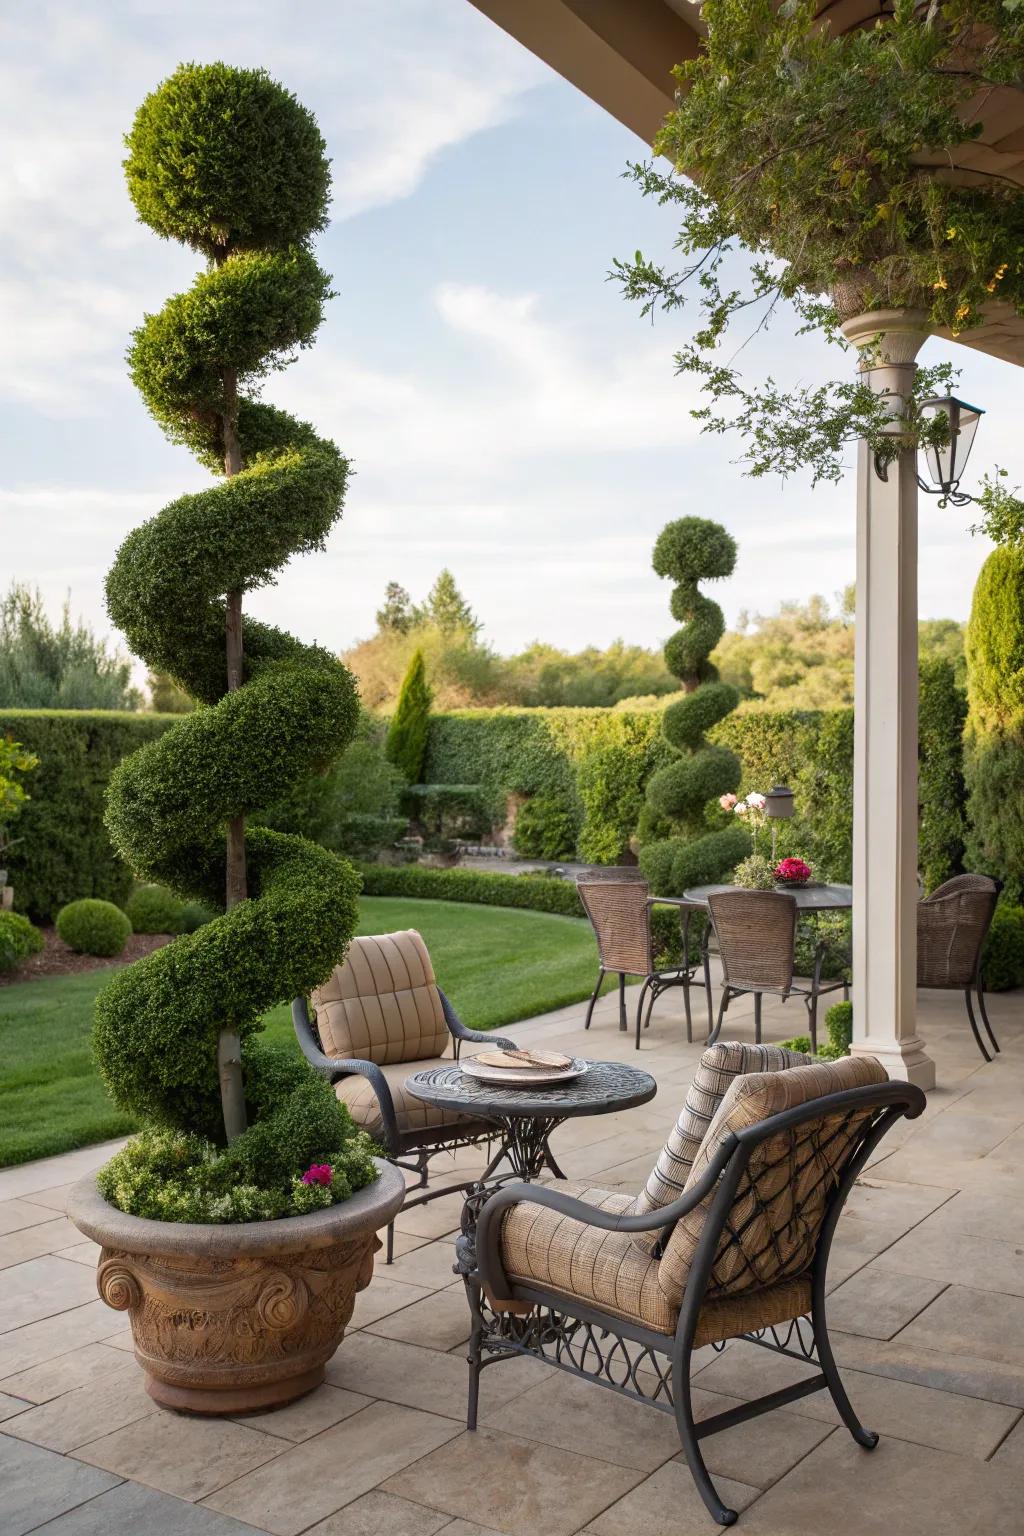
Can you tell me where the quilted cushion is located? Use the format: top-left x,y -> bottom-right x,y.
630,1041 -> 811,1254
658,1053 -> 888,1308
336,1057 -> 492,1143
312,930 -> 448,1065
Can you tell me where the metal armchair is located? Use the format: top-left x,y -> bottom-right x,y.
917,873 -> 1002,1061
293,929 -> 518,1262
468,1056 -> 925,1527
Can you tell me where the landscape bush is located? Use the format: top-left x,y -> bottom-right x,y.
385,648 -> 431,783
964,544 -> 1024,904
0,911 -> 44,972
358,861 -> 585,917
123,883 -> 185,935
56,899 -> 132,958
512,793 -> 580,860
983,904 -> 1024,992
0,710 -> 174,920
402,784 -> 498,844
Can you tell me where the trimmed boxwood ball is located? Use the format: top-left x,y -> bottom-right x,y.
57,900 -> 132,958
93,65 -> 373,1221
123,884 -> 185,935
0,911 -> 45,972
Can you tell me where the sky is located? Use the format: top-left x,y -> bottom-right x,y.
0,0 -> 1017,678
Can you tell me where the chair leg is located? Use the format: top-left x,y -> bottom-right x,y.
977,977 -> 1000,1054
618,972 -> 627,1032
385,1219 -> 395,1265
634,980 -> 651,1051
583,969 -> 604,1031
466,1279 -> 484,1431
703,938 -> 714,1038
708,988 -> 729,1047
812,1292 -> 878,1452
965,988 -> 993,1063
672,1348 -> 738,1526
808,991 -> 819,1054
754,992 -> 762,1045
682,969 -> 693,1044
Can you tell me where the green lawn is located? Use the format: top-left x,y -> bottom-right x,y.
0,896 -> 605,1169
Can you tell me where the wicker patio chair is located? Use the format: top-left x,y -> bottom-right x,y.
470,1045 -> 925,1527
293,929 -> 530,1263
706,888 -> 847,1053
577,877 -> 702,1047
918,873 -> 1002,1061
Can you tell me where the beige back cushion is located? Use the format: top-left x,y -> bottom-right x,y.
658,1053 -> 888,1308
630,1041 -> 812,1255
311,930 -> 449,1065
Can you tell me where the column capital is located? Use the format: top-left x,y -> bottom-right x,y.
840,309 -> 932,369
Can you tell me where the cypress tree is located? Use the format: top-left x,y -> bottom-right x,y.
964,544 -> 1024,903
386,649 -> 433,783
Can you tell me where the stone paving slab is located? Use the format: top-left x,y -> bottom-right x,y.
0,983 -> 1019,1533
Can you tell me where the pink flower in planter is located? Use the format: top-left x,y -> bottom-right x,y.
774,857 -> 812,884
719,793 -> 738,810
301,1163 -> 334,1186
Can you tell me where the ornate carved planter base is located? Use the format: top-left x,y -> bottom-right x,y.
68,1159 -> 406,1416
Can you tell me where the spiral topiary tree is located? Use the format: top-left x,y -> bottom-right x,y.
639,517 -> 749,893
92,64 -> 377,1222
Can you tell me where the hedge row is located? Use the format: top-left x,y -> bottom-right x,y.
1,710 -> 175,921
357,861 -> 585,916
424,662 -> 968,889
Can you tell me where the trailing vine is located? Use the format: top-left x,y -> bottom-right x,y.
93,64 -> 376,1222
638,518 -> 749,892
613,0 -> 1024,512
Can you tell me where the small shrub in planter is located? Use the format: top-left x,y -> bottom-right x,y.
57,899 -> 132,958
123,883 -> 185,934
0,911 -> 44,972
732,854 -> 775,890
781,999 -> 851,1060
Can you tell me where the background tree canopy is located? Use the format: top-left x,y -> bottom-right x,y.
0,583 -> 142,711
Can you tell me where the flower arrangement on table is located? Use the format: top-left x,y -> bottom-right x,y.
720,791 -> 767,852
774,856 -> 813,888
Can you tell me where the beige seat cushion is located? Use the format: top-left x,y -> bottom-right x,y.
336,1056 -> 492,1143
498,1184 -> 813,1348
500,1183 -> 677,1333
312,930 -> 449,1065
658,1054 -> 888,1308
630,1041 -> 812,1254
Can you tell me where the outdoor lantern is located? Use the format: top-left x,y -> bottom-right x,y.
917,395 -> 985,507
765,784 -> 794,861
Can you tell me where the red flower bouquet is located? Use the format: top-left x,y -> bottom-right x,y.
774,856 -> 812,887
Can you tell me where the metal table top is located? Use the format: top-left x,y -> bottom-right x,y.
405,1059 -> 657,1121
662,882 -> 854,912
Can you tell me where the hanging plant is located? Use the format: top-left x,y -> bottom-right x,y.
613,0 -> 1024,504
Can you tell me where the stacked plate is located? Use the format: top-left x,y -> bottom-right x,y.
460,1048 -> 587,1085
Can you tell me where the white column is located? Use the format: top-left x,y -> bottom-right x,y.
840,310 -> 936,1090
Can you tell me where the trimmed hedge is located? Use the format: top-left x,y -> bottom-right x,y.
0,710 -> 175,921
358,862 -> 585,917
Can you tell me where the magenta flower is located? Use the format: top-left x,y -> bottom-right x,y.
301,1163 -> 333,1186
774,857 -> 812,883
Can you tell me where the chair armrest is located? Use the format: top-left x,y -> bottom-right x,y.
291,997 -> 402,1155
439,988 -> 517,1057
475,1139 -> 738,1303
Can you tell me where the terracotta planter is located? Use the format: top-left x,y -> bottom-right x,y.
67,1159 -> 405,1415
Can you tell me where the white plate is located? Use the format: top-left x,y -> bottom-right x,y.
460,1056 -> 589,1086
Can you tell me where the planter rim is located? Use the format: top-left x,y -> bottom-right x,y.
67,1157 -> 406,1257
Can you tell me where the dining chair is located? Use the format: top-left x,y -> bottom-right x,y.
706,889 -> 847,1053
577,877 -> 702,1046
917,873 -> 1002,1060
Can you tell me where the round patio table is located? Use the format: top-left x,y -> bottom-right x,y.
405,1059 -> 657,1274
681,881 -> 853,911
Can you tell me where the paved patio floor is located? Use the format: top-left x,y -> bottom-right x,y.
1,981 -> 1022,1534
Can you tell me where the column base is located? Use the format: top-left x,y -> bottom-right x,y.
851,1038 -> 936,1092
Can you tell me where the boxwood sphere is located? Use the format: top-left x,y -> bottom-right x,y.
0,911 -> 44,973
653,517 -> 737,585
124,62 -> 331,255
58,899 -> 132,958
124,884 -> 185,935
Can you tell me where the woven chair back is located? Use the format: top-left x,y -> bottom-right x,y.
577,878 -> 653,976
917,873 -> 1000,990
310,930 -> 449,1065
708,889 -> 797,993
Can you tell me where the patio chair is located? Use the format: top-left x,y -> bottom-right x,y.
470,1044 -> 925,1527
577,877 -> 703,1048
706,888 -> 847,1053
917,872 -> 1002,1061
292,929 -> 529,1263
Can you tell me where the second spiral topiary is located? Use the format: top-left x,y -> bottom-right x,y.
91,63 -> 377,1222
639,517 -> 748,893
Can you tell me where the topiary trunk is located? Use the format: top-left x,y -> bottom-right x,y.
639,517 -> 748,892
94,63 -> 363,1157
